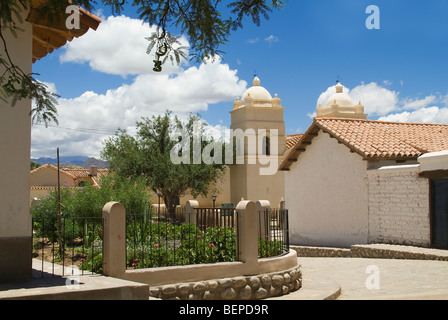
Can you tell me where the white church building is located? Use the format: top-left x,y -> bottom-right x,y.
280,83 -> 448,248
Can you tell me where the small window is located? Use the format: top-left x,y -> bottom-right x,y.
262,136 -> 270,156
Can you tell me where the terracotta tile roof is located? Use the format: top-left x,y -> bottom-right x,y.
279,117 -> 448,171
63,168 -> 108,179
63,168 -> 108,188
286,134 -> 304,150
30,163 -> 77,180
30,163 -> 108,188
30,186 -> 58,190
27,0 -> 101,63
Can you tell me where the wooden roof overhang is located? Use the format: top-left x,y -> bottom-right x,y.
26,0 -> 101,63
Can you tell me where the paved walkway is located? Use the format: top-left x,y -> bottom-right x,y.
273,255 -> 448,300
2,245 -> 448,300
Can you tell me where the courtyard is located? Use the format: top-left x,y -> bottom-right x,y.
1,244 -> 447,300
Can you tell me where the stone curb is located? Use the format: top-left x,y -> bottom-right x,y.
149,266 -> 302,300
291,244 -> 448,261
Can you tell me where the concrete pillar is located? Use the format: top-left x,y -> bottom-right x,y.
0,6 -> 33,283
102,202 -> 126,278
185,200 -> 199,225
236,200 -> 258,274
279,197 -> 285,210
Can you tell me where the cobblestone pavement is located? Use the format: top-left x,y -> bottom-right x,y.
298,257 -> 448,300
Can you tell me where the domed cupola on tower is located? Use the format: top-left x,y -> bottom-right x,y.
234,76 -> 282,109
316,83 -> 367,119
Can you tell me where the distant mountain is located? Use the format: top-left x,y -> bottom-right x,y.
81,157 -> 109,169
31,156 -> 108,168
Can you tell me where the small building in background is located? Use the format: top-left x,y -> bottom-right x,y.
29,164 -> 107,204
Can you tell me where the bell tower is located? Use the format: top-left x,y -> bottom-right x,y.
229,77 -> 286,207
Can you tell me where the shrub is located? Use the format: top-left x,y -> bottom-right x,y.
126,222 -> 237,268
31,174 -> 152,242
258,237 -> 284,258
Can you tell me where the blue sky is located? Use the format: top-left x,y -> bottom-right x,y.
31,0 -> 448,158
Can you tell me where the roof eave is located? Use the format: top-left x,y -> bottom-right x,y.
279,120 -> 320,171
27,2 -> 101,63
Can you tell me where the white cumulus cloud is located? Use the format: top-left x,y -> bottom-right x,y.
316,82 -> 399,116
401,95 -> 436,110
60,15 -> 188,76
31,16 -> 247,159
349,82 -> 399,116
378,107 -> 448,124
264,35 -> 279,45
314,82 -> 448,125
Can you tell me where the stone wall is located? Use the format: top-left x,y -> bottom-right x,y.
292,244 -> 448,261
292,245 -> 351,257
350,244 -> 448,261
366,166 -> 430,246
149,266 -> 302,300
103,201 -> 301,300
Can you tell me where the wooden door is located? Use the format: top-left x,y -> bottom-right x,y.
432,179 -> 448,248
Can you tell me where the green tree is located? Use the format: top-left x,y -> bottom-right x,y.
101,111 -> 227,217
1,0 -> 287,125
30,161 -> 41,170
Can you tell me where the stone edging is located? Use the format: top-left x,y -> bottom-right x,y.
291,245 -> 351,257
149,266 -> 302,300
291,244 -> 448,261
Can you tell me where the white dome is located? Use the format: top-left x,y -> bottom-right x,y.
241,77 -> 272,101
316,82 -> 367,119
325,83 -> 354,106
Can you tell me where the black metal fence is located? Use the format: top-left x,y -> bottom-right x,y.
31,206 -> 290,275
32,216 -> 103,277
126,206 -> 290,269
125,207 -> 239,269
258,209 -> 289,258
195,207 -> 237,231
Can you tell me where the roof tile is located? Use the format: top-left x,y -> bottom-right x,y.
280,118 -> 448,170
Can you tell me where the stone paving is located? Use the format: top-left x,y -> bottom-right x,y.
273,244 -> 448,300
1,245 -> 447,300
299,257 -> 448,300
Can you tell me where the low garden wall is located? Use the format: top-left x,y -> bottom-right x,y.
102,200 -> 302,300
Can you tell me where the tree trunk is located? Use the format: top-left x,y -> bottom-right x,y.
164,195 -> 178,223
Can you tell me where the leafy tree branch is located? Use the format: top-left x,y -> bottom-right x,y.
1,0 -> 286,125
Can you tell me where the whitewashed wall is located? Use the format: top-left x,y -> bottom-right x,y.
285,131 -> 369,247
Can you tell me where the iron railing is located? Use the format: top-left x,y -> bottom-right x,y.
31,206 -> 289,275
32,216 -> 103,277
258,209 -> 289,258
125,207 -> 239,269
195,207 -> 236,231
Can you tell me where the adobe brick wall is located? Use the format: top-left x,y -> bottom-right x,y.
366,167 -> 430,246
